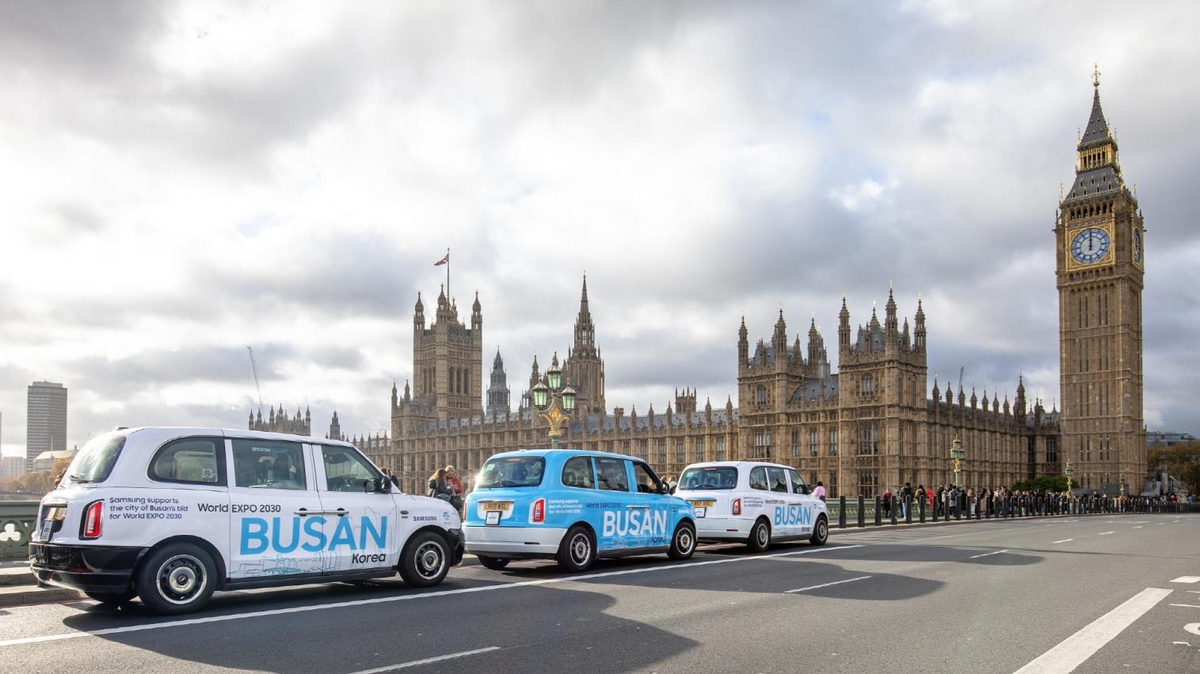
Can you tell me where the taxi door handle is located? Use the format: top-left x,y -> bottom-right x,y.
626,504 -> 650,509
295,508 -> 312,517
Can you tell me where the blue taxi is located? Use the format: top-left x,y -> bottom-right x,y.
463,449 -> 696,572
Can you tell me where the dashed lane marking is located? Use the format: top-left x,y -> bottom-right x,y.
1171,576 -> 1200,583
348,647 -> 501,674
1169,604 -> 1200,608
1013,588 -> 1172,674
786,575 -> 872,594
969,550 -> 1008,559
1053,539 -> 1074,544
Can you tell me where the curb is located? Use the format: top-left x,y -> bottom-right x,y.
0,584 -> 84,608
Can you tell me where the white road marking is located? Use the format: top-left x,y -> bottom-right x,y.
969,549 -> 1008,559
348,647 -> 501,674
0,544 -> 863,648
1171,576 -> 1200,583
786,575 -> 872,594
1013,588 -> 1172,674
1169,604 -> 1200,609
1098,531 -> 1113,536
1188,623 -> 1200,636
1053,539 -> 1074,544
1132,526 -> 1143,529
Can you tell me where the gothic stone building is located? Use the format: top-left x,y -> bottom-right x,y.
367,78 -> 1143,499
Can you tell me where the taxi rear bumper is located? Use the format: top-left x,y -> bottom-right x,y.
693,516 -> 753,541
463,525 -> 566,558
29,542 -> 146,593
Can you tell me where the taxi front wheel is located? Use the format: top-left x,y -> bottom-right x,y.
809,515 -> 829,546
136,542 -> 217,615
399,531 -> 450,587
667,521 -> 697,560
557,525 -> 595,572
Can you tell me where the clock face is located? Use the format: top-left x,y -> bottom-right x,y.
1133,228 -> 1142,264
1070,227 -> 1111,264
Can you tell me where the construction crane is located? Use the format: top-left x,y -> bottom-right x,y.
247,346 -> 264,416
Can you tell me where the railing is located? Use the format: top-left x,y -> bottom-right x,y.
826,494 -> 1200,528
0,501 -> 39,561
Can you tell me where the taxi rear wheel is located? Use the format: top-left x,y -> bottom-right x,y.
746,518 -> 771,553
477,555 -> 510,571
667,521 -> 696,560
136,542 -> 216,615
809,515 -> 829,546
399,531 -> 450,587
557,525 -> 595,573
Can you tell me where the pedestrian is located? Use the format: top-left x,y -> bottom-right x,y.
902,482 -> 913,518
882,488 -> 893,518
428,468 -> 454,502
445,465 -> 463,497
812,480 -> 826,502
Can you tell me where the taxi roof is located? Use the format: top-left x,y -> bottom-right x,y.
486,447 -> 643,463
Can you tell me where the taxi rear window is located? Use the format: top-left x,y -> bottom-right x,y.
477,456 -> 545,488
65,431 -> 126,484
678,466 -> 737,490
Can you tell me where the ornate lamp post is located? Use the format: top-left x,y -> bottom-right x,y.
532,357 -> 576,449
949,438 -> 964,488
1119,473 -> 1126,497
1065,462 -> 1074,494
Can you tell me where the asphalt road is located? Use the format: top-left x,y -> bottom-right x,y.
1,514 -> 1197,674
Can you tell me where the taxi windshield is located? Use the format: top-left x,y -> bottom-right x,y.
66,431 -> 127,483
678,466 -> 737,491
476,456 -> 545,489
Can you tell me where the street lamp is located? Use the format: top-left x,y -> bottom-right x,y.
949,438 -> 964,488
532,355 -> 576,449
1119,473 -> 1126,497
1065,462 -> 1074,494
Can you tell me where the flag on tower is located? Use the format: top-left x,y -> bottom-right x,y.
434,252 -> 449,266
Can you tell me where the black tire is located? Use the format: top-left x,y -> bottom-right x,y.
476,555 -> 510,571
667,521 -> 697,561
84,589 -> 136,607
556,525 -> 595,573
399,531 -> 450,587
809,515 -> 828,546
135,542 -> 217,615
746,517 -> 771,553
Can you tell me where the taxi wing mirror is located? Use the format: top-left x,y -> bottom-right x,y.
373,477 -> 392,494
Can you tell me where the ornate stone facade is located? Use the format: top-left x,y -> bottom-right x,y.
248,404 -> 311,436
1055,72 -> 1146,492
366,78 -> 1145,500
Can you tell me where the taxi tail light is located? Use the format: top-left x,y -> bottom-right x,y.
731,498 -> 741,516
81,500 -> 103,539
531,498 -> 546,523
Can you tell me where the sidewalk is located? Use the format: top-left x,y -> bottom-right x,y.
0,563 -> 84,607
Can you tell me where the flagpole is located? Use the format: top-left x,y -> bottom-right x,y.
445,247 -> 450,299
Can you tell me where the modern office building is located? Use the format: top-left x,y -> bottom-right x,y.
27,381 -> 67,473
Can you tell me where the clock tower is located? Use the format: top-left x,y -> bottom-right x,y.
1055,68 -> 1145,493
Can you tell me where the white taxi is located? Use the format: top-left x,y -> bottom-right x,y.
675,461 -> 828,551
29,427 -> 463,614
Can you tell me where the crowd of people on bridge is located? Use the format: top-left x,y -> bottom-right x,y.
877,483 -> 1195,521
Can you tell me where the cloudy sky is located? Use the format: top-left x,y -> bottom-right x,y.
2,1 -> 1198,457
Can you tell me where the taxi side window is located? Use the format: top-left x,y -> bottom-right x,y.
632,462 -> 660,493
786,468 -> 808,495
749,466 -> 769,491
148,438 -> 225,486
595,457 -> 629,492
232,439 -> 306,490
562,456 -> 595,489
767,466 -> 789,493
321,445 -> 380,492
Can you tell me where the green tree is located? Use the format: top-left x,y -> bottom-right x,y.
1149,441 -> 1200,494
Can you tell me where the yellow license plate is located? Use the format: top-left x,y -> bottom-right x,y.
690,500 -> 716,508
482,502 -> 512,512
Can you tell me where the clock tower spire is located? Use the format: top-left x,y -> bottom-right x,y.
1055,68 -> 1145,494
